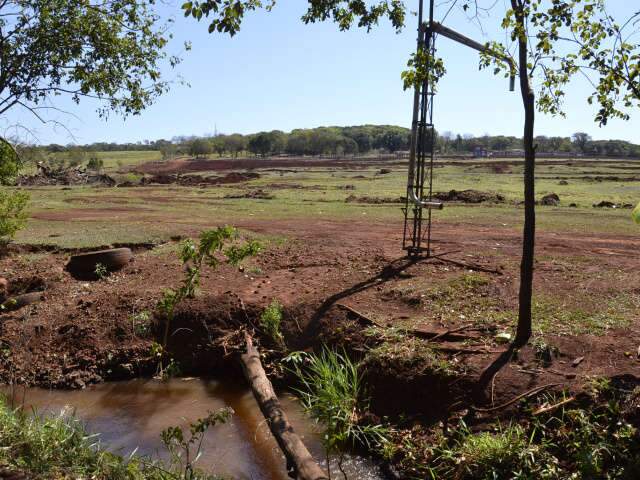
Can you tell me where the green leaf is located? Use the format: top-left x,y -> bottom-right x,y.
632,202 -> 640,225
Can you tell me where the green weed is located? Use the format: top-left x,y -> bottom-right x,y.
291,348 -> 389,453
260,299 -> 285,347
94,262 -> 109,280
391,380 -> 640,479
161,408 -> 232,479
131,310 -> 152,337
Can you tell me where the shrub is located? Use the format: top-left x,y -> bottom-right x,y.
0,139 -> 22,184
156,226 -> 260,375
0,190 -> 29,244
86,156 -> 104,171
94,262 -> 109,280
260,300 -> 284,347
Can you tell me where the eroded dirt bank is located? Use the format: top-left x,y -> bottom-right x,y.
1,218 -> 639,476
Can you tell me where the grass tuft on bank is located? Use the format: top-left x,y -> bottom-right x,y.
0,396 -> 220,479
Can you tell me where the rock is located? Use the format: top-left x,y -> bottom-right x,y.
541,193 -> 560,206
558,180 -> 569,185
593,200 -> 616,208
495,332 -> 512,344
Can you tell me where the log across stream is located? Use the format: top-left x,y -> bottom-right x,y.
2,378 -> 384,480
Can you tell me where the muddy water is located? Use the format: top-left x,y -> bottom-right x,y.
5,379 -> 384,480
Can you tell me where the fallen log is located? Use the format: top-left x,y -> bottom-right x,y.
240,332 -> 328,480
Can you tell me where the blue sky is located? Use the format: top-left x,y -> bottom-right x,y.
4,0 -> 639,145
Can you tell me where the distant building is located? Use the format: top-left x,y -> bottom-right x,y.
473,146 -> 492,158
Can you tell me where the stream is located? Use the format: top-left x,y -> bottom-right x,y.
3,378 -> 385,480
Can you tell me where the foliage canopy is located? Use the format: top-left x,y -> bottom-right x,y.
0,0 -> 179,123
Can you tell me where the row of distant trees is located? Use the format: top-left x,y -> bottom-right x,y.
439,131 -> 640,157
35,126 -> 640,160
38,126 -> 413,160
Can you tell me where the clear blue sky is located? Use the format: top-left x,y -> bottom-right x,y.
4,0 -> 639,145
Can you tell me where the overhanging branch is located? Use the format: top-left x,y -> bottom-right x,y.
430,21 -> 516,91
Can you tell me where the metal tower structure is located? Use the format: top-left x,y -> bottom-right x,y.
402,0 -> 515,258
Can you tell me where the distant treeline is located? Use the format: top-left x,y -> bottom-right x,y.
37,126 -> 640,159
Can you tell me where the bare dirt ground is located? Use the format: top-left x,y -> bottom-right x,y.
133,155 -> 640,176
133,157 -> 407,174
1,216 -> 638,418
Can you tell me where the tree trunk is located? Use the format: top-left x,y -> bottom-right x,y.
240,333 -> 329,480
512,0 -> 535,348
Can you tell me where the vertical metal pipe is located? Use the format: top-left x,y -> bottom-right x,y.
406,0 -> 424,195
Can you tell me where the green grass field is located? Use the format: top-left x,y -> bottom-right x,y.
13,152 -> 640,248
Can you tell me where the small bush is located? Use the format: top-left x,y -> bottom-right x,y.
260,300 -> 284,347
131,310 -> 152,337
0,190 -> 29,244
86,156 -> 104,171
94,262 -> 109,280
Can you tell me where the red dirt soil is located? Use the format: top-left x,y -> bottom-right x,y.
134,157 -> 406,174
0,217 -> 638,413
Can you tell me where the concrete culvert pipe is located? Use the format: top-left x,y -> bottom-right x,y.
66,247 -> 133,280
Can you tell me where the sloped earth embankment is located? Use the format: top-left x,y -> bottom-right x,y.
1,219 -> 639,476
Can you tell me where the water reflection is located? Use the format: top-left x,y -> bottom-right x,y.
3,379 -> 384,480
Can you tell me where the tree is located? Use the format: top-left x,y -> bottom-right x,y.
159,143 -> 178,161
183,1 -> 640,362
224,134 -> 247,158
286,131 -> 310,155
188,138 -> 212,158
1,0 -> 177,247
0,139 -> 28,244
350,131 -> 372,153
210,136 -> 226,157
572,132 -> 592,153
381,130 -> 406,153
0,0 -> 177,124
248,132 -> 273,157
267,130 -> 287,155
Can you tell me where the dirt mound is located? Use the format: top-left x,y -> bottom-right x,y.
262,183 -> 326,190
224,189 -> 275,200
135,156 -> 405,175
17,163 -> 115,187
593,201 -> 634,209
345,195 -> 404,204
491,164 -> 512,174
160,295 -> 261,374
433,189 -> 505,204
541,193 -> 560,206
120,171 -> 261,187
216,171 -> 261,183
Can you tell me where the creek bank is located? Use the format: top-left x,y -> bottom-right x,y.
1,379 -> 384,480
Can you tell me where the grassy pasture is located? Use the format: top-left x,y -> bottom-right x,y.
14,153 -> 640,248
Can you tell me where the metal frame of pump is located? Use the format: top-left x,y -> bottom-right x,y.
403,0 -> 515,258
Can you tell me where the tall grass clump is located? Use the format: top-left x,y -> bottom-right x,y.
292,348 -> 388,454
